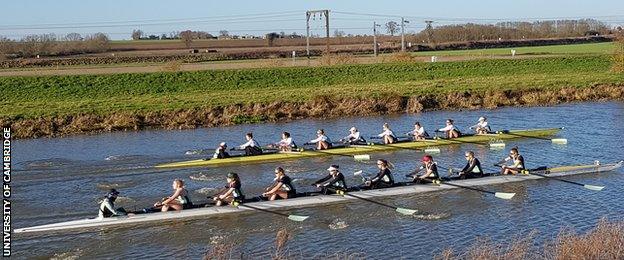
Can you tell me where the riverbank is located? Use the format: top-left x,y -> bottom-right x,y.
2,55 -> 623,139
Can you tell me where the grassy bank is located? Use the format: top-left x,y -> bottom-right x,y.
1,55 -> 623,138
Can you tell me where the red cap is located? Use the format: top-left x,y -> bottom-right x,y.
422,155 -> 433,162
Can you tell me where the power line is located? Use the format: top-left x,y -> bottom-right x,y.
0,11 -> 304,28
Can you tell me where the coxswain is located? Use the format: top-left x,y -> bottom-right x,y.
408,155 -> 440,183
308,129 -> 332,150
153,179 -> 193,212
457,151 -> 483,179
213,172 -> 245,206
436,119 -> 461,138
238,132 -> 263,156
500,147 -> 525,175
212,142 -> 230,159
313,165 -> 347,194
98,189 -> 127,218
262,167 -> 297,200
377,123 -> 398,144
470,117 -> 491,134
341,127 -> 367,145
271,132 -> 297,152
407,122 -> 429,141
362,159 -> 395,189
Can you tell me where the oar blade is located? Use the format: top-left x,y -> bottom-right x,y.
551,138 -> 568,144
354,154 -> 371,161
395,207 -> 418,215
494,192 -> 516,200
287,215 -> 310,222
489,142 -> 506,149
353,170 -> 363,176
583,184 -> 604,191
424,147 -> 441,154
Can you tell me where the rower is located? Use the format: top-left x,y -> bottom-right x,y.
407,121 -> 429,141
212,142 -> 230,159
470,117 -> 491,134
362,159 -> 395,189
98,189 -> 127,218
408,155 -> 440,183
377,123 -> 398,144
271,132 -> 297,152
313,165 -> 347,194
436,119 -> 461,138
213,172 -> 245,206
341,127 -> 367,145
500,147 -> 525,175
457,151 -> 483,179
153,179 -> 193,212
262,167 -> 297,200
308,129 -> 332,150
237,132 -> 263,156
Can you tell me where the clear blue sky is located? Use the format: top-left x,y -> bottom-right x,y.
1,0 -> 622,39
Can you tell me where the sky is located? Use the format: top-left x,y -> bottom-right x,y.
1,0 -> 623,40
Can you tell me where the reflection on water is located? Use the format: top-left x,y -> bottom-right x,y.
12,102 -> 624,259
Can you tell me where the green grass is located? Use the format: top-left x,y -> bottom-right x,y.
1,55 -> 622,119
413,42 -> 615,56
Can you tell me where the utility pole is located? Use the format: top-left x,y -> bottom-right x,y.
305,9 -> 331,57
373,22 -> 380,56
401,17 -> 409,51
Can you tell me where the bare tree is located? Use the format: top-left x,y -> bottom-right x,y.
180,30 -> 193,48
333,30 -> 345,37
65,33 -> 83,41
219,30 -> 229,38
385,21 -> 399,36
131,29 -> 144,40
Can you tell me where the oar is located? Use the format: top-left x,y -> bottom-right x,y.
302,146 -> 371,161
234,203 -> 310,222
507,166 -> 604,191
496,129 -> 567,144
416,171 -> 516,200
353,170 -> 367,182
434,133 -> 505,149
334,189 -> 418,215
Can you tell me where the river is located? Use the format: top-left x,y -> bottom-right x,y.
11,101 -> 624,259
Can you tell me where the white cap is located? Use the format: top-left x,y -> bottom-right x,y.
350,127 -> 357,132
478,117 -> 486,121
219,142 -> 227,146
327,165 -> 339,171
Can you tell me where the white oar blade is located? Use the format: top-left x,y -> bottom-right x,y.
395,207 -> 418,215
424,148 -> 441,153
551,138 -> 568,144
583,185 -> 604,191
354,154 -> 371,161
494,192 -> 516,200
489,142 -> 506,149
353,170 -> 363,176
287,215 -> 310,222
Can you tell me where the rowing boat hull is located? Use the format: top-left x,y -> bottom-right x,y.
156,128 -> 562,168
16,161 -> 621,235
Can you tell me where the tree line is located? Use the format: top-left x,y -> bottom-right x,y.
409,19 -> 613,43
0,33 -> 110,59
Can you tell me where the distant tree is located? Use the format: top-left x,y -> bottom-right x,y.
131,29 -> 144,40
219,30 -> 229,38
334,30 -> 345,37
179,30 -> 193,48
85,33 -> 110,52
385,21 -> 399,36
147,35 -> 159,40
65,33 -> 83,41
266,32 -> 279,47
279,31 -> 286,38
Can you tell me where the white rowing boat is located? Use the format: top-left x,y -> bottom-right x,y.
15,161 -> 622,235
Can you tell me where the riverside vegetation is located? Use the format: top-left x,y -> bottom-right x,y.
1,55 -> 623,138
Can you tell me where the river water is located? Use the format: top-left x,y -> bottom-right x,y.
11,102 -> 624,259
